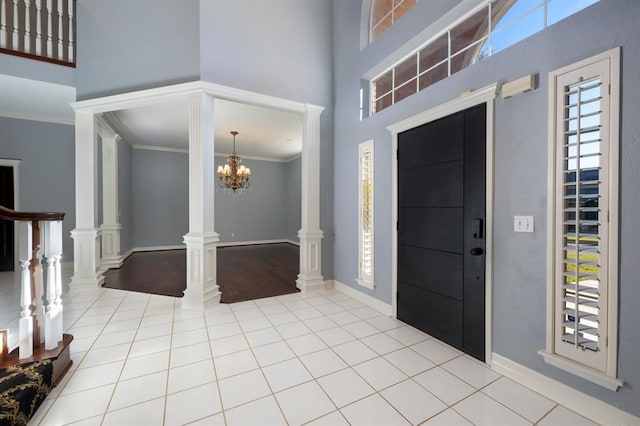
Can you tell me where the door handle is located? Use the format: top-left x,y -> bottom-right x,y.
469,247 -> 484,256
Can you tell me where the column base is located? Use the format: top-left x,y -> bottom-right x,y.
181,232 -> 220,311
297,229 -> 324,293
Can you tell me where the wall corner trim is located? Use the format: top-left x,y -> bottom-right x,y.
491,353 -> 639,425
331,280 -> 392,316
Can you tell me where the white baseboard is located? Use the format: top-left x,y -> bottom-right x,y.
132,245 -> 185,253
330,280 -> 393,316
217,239 -> 297,247
491,353 -> 639,425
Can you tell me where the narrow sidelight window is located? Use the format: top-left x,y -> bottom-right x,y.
358,140 -> 374,288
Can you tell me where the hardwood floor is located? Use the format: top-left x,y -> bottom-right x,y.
102,243 -> 300,303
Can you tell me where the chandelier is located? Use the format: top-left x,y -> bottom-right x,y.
217,131 -> 251,192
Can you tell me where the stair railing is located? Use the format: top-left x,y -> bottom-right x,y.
0,205 -> 65,358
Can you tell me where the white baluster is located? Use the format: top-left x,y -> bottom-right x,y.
66,0 -> 72,61
23,0 -> 30,53
34,0 -> 41,55
45,0 -> 51,57
56,0 -> 62,60
18,221 -> 33,359
33,226 -> 45,347
12,0 -> 18,51
44,220 -> 63,349
1,0 -> 7,49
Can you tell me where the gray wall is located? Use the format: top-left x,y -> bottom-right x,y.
118,139 -> 133,254
332,0 -> 639,415
75,0 -> 200,100
200,0 -> 334,277
131,149 -> 300,247
131,149 -> 189,248
0,117 -> 75,260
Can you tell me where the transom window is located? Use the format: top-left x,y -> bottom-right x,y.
370,0 -> 418,42
368,0 -> 599,116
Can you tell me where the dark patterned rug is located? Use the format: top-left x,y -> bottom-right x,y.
0,360 -> 53,426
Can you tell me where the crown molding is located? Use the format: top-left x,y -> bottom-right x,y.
0,110 -> 74,125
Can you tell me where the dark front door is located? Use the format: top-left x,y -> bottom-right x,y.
397,103 -> 486,361
0,166 -> 15,272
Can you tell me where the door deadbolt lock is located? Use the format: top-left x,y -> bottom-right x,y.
469,247 -> 483,256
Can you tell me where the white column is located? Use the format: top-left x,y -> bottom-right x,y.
100,132 -> 123,269
297,104 -> 325,292
70,110 -> 104,287
181,92 -> 220,310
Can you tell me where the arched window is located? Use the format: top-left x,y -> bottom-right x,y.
370,0 -> 418,42
368,0 -> 599,115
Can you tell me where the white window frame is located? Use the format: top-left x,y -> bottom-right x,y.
357,140 -> 375,289
539,47 -> 623,391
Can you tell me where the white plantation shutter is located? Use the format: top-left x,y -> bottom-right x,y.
358,140 -> 374,288
544,49 -> 621,386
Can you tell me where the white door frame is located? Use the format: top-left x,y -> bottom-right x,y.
387,82 -> 498,364
71,81 -> 325,306
0,158 -> 21,270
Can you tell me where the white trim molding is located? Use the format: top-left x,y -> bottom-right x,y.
492,353 -> 638,425
330,280 -> 393,316
217,239 -> 298,248
387,82 -> 499,364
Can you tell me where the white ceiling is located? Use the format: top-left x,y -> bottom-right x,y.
0,75 -> 303,162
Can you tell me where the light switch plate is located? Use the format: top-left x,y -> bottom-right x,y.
514,215 -> 534,233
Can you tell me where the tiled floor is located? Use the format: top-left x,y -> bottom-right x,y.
2,273 -> 596,425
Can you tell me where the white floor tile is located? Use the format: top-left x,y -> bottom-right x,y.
453,392 -> 531,426
108,371 -> 168,411
537,406 -> 597,426
244,327 -> 282,347
423,408 -> 474,425
306,410 -> 349,425
169,341 -> 212,368
210,333 -> 249,356
188,413 -> 226,425
232,306 -> 264,320
275,381 -> 336,425
385,325 -> 431,346
352,306 -> 381,320
333,340 -> 380,365
361,332 -> 405,354
224,395 -> 287,426
171,328 -> 209,349
483,377 -> 555,422
353,356 -> 407,390
290,306 -> 323,320
208,321 -> 243,339
239,316 -> 273,332
172,317 -> 206,333
267,311 -> 299,326
384,347 -> 436,376
411,339 -> 462,365
286,333 -> 328,356
304,316 -> 339,332
259,303 -> 289,316
214,348 -> 259,379
61,360 -> 124,395
102,397 -> 165,425
300,348 -> 349,377
41,384 -> 115,425
120,350 -> 170,381
343,321 -> 381,339
205,311 -> 237,326
252,340 -> 296,367
327,311 -> 360,325
366,315 -> 403,332
413,366 -> 475,405
317,368 -> 375,407
79,342 -> 131,368
441,355 -> 501,388
262,358 -> 313,392
380,379 -> 447,424
168,359 -> 216,394
165,382 -> 223,425
218,369 -> 271,409
92,328 -> 137,349
276,321 -> 312,339
316,326 -> 355,347
134,322 -> 172,341
340,393 -> 410,426
129,334 -> 171,358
